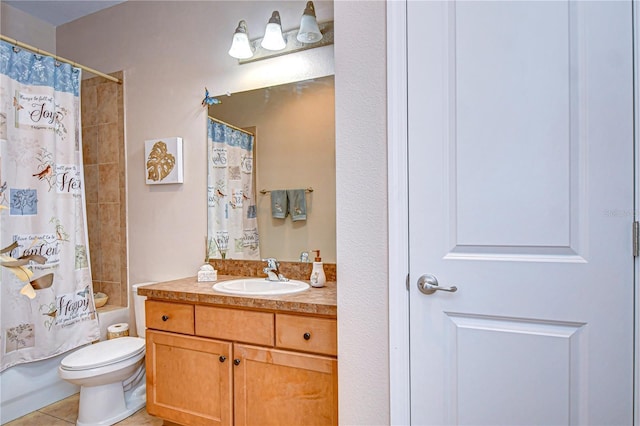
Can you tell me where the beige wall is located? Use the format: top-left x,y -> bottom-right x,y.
1,3 -> 56,51
3,0 -> 390,422
335,1 -> 389,424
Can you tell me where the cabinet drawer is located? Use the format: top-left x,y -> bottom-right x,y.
146,300 -> 194,335
275,314 -> 337,356
196,306 -> 274,346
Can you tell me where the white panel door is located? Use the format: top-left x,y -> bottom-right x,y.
408,1 -> 634,425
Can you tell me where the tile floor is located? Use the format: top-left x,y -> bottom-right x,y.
4,393 -> 163,426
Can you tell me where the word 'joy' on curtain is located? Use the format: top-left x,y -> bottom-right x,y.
0,40 -> 99,371
207,117 -> 260,260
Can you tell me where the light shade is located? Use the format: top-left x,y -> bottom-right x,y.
297,1 -> 323,43
228,20 -> 253,59
261,11 -> 286,51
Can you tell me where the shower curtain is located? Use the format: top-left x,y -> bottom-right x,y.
207,117 -> 260,260
0,40 -> 100,371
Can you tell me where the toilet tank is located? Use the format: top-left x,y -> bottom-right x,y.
132,282 -> 156,338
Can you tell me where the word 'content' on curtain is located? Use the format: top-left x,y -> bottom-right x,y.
0,40 -> 99,371
207,117 -> 260,261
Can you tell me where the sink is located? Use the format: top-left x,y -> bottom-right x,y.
212,278 -> 310,296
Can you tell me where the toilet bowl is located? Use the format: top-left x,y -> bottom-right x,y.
58,282 -> 155,426
58,337 -> 146,425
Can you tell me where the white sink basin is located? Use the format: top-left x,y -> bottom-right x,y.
213,278 -> 310,296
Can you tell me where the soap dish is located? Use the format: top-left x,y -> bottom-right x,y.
94,292 -> 108,308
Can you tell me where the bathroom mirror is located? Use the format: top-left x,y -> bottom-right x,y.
207,75 -> 336,262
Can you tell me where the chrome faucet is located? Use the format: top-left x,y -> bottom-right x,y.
262,258 -> 288,282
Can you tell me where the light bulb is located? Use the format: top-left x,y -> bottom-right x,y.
297,1 -> 322,43
228,20 -> 253,59
261,11 -> 286,51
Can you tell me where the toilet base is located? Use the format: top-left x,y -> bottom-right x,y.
76,371 -> 146,426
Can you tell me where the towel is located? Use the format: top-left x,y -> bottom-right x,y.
288,189 -> 307,222
271,190 -> 287,219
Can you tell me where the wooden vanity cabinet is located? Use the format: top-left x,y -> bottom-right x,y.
145,301 -> 232,425
146,330 -> 233,425
234,344 -> 338,426
145,300 -> 338,426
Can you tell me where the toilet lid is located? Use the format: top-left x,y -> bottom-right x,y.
61,337 -> 145,371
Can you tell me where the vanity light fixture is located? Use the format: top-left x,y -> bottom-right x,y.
228,3 -> 334,64
297,1 -> 323,43
228,20 -> 253,59
261,11 -> 286,51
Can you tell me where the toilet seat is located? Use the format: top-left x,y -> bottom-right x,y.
61,337 -> 145,371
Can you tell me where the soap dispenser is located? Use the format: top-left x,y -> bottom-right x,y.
310,250 -> 326,288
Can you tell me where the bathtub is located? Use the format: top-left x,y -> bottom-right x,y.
0,307 -> 129,424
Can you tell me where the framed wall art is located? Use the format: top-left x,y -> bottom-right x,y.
144,137 -> 184,184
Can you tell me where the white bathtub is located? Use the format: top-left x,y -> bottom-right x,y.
0,307 -> 129,424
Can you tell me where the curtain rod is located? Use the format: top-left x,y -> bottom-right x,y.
208,116 -> 255,136
0,34 -> 122,84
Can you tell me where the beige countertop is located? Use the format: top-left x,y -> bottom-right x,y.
137,275 -> 337,317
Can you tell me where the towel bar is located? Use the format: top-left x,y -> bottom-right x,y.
260,187 -> 314,195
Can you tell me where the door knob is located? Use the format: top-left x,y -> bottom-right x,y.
417,274 -> 457,295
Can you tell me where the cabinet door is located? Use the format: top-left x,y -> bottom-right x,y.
146,330 -> 232,425
234,344 -> 338,426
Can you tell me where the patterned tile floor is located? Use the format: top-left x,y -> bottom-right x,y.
4,393 -> 163,426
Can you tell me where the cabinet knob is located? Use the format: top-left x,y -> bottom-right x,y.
161,315 -> 169,321
303,332 -> 311,340
219,355 -> 227,363
234,358 -> 241,366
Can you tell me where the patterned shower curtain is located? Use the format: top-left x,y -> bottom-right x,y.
0,40 -> 100,371
207,117 -> 260,260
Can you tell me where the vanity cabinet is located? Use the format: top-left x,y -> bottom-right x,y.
146,330 -> 233,425
234,344 -> 338,426
145,300 -> 338,426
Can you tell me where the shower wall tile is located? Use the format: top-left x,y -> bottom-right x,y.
120,277 -> 129,309
86,202 -> 99,245
87,202 -> 100,279
82,86 -> 97,127
99,203 -> 120,245
98,163 -> 119,203
96,84 -> 118,124
98,123 -> 119,164
84,165 -> 98,203
120,225 -> 128,259
82,126 -> 98,165
119,165 -> 126,205
82,73 -> 126,308
101,242 -> 121,283
90,241 -> 102,283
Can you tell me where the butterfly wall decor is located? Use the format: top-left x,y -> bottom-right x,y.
202,87 -> 221,107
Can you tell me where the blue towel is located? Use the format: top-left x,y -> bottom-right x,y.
288,189 -> 307,222
271,190 -> 287,219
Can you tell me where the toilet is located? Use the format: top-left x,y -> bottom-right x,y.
58,282 -> 155,426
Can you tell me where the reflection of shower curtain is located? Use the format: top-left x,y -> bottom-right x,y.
0,40 -> 100,371
207,117 -> 260,260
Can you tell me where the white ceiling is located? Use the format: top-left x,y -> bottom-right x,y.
4,0 -> 126,27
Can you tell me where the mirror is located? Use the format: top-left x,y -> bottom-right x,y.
207,75 -> 335,262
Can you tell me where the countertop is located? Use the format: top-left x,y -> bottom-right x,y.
137,275 -> 337,317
